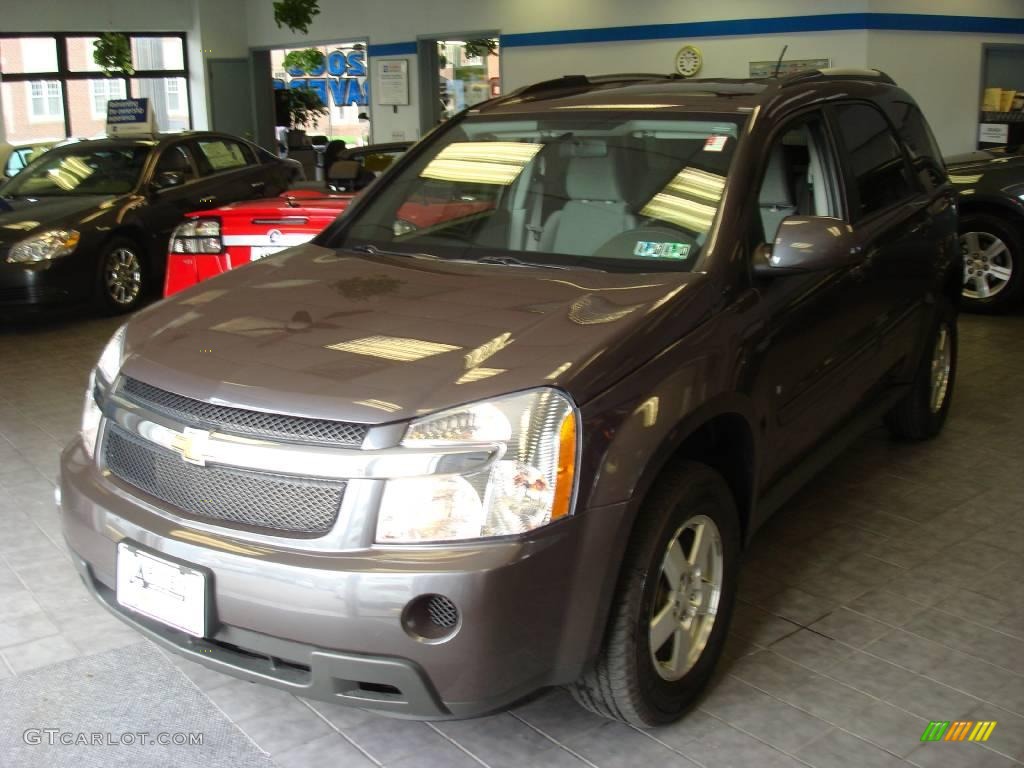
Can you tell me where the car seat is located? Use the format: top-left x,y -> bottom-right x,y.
759,144 -> 797,241
539,152 -> 637,256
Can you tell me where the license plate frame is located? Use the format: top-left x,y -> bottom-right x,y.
249,245 -> 288,260
116,542 -> 209,638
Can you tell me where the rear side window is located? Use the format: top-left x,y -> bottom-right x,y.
835,103 -> 916,220
193,138 -> 250,174
891,102 -> 946,192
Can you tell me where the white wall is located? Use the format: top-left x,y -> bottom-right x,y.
504,32 -> 869,91
237,0 -> 1024,152
188,0 -> 249,130
4,1 -> 1024,151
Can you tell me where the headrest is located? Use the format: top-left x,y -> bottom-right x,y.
759,144 -> 793,207
565,154 -> 623,201
561,140 -> 608,158
161,147 -> 191,172
328,159 -> 360,180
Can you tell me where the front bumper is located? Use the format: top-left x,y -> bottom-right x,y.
0,250 -> 93,308
60,439 -> 627,718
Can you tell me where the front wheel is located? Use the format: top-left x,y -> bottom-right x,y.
569,462 -> 740,726
885,302 -> 957,440
959,214 -> 1022,313
97,237 -> 147,314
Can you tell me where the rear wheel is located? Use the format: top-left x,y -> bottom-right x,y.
959,214 -> 1022,313
885,301 -> 957,440
569,462 -> 740,726
97,237 -> 147,314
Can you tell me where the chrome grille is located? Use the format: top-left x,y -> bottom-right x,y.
120,377 -> 368,447
104,425 -> 345,535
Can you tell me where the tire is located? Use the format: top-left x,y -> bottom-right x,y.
885,301 -> 957,441
569,461 -> 740,727
959,213 -> 1023,314
96,237 -> 148,314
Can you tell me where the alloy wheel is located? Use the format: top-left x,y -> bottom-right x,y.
930,323 -> 952,414
649,514 -> 723,682
105,247 -> 142,306
961,231 -> 1013,300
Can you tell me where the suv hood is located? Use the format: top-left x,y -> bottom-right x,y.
122,243 -> 711,424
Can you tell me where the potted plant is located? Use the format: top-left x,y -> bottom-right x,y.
284,88 -> 329,146
93,32 -> 135,77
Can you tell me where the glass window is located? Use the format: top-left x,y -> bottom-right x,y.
890,101 -> 946,192
130,77 -> 189,131
155,144 -> 198,183
0,82 -> 64,142
131,37 -> 185,71
1,33 -> 190,140
1,145 -> 150,197
193,138 -> 249,173
0,37 -> 58,74
339,114 -> 743,271
67,79 -> 126,137
756,115 -> 838,243
66,37 -> 101,72
835,103 -> 916,219
269,42 -> 370,145
29,80 -> 63,118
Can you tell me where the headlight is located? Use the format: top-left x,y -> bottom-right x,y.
7,229 -> 80,263
392,219 -> 417,237
81,371 -> 102,460
95,324 -> 127,386
81,325 -> 127,459
376,389 -> 578,543
170,218 -> 222,254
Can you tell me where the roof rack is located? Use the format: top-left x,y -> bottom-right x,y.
507,73 -> 678,99
780,68 -> 896,87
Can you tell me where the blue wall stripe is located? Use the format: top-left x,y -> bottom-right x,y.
500,13 -> 1024,47
368,42 -> 417,57
368,12 -> 1024,57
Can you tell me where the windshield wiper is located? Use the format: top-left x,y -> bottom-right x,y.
474,254 -> 570,270
350,244 -> 440,260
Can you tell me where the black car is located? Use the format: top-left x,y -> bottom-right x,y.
0,132 -> 302,314
946,145 -> 1024,312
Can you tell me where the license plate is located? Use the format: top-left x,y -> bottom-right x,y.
250,245 -> 288,260
116,543 -> 207,637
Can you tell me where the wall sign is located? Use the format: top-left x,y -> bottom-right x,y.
978,122 -> 1010,144
376,59 -> 410,106
748,58 -> 830,78
273,48 -> 368,107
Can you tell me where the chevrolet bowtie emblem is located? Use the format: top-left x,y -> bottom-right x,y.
170,427 -> 211,466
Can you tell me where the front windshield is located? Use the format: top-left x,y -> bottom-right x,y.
337,112 -> 744,271
3,146 -> 150,197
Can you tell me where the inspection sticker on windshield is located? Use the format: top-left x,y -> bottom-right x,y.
634,241 -> 691,260
704,135 -> 729,152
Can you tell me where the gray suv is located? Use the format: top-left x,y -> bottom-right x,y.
60,69 -> 960,726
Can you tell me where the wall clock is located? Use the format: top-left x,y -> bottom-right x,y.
675,45 -> 703,78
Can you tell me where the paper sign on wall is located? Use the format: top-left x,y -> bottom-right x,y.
978,123 -> 1010,144
377,59 -> 410,106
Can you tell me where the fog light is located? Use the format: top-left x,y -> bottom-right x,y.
401,594 -> 460,643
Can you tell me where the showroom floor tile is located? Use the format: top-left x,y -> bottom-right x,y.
1,309 -> 1023,768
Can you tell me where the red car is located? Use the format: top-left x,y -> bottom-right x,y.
165,142 -> 496,297
165,143 -> 409,297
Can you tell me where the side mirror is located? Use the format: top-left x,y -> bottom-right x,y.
152,170 -> 185,191
753,216 -> 860,277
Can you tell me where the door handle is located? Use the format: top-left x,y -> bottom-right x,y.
200,196 -> 217,204
250,181 -> 265,191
